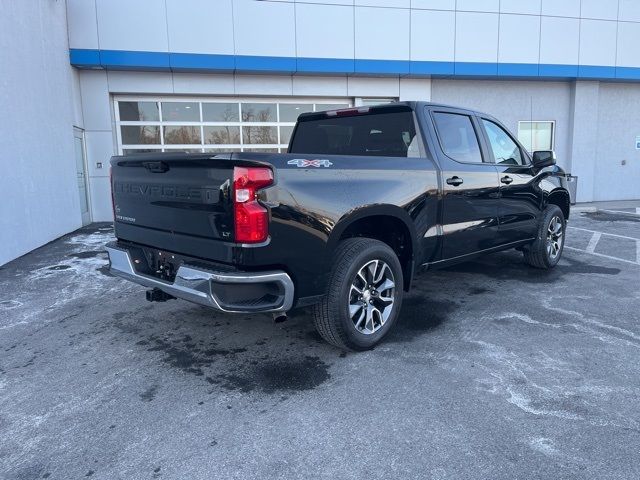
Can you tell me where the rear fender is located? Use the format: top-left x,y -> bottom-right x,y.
328,205 -> 418,290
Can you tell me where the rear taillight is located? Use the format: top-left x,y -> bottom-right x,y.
233,166 -> 274,243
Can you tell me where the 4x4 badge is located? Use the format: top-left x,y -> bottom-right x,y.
288,159 -> 333,168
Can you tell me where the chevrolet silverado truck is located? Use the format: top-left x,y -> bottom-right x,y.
106,102 -> 570,350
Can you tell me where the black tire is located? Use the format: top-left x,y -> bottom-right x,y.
312,238 -> 404,351
523,205 -> 565,269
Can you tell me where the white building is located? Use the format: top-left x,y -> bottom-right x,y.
1,0 -> 640,265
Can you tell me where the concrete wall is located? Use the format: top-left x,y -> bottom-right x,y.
67,0 -> 640,78
594,83 -> 640,200
431,79 -> 573,170
0,0 -> 83,266
567,81 -> 601,202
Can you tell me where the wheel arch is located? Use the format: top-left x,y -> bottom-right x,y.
546,188 -> 571,220
328,205 -> 417,291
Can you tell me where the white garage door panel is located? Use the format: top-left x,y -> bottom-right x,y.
114,97 -> 351,155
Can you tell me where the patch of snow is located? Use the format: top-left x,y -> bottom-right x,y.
529,437 -> 558,456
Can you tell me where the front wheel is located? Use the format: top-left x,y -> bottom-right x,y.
523,205 -> 566,269
312,238 -> 404,351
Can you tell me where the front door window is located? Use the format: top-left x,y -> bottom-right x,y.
482,119 -> 525,166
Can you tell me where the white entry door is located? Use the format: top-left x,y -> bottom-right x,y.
73,127 -> 91,225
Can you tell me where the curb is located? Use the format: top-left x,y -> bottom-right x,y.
570,206 -> 597,213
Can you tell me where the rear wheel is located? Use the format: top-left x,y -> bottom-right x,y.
312,238 -> 403,351
523,205 -> 565,269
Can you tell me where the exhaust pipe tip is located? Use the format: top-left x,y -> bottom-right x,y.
273,313 -> 288,323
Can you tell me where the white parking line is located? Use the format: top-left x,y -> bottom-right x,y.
566,226 -> 640,266
568,226 -> 639,241
564,247 -> 640,266
585,232 -> 602,253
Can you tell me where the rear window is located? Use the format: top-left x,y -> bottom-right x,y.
289,110 -> 419,157
432,112 -> 484,164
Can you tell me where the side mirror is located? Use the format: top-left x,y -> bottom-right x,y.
532,150 -> 556,168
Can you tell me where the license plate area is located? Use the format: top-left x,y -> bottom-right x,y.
144,248 -> 180,282
119,241 -> 238,282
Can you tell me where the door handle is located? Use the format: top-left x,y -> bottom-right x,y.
446,176 -> 464,186
501,175 -> 513,185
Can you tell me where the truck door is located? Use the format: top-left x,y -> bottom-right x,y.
428,108 -> 501,260
478,117 -> 539,244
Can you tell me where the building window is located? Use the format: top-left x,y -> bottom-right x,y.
114,98 -> 350,154
359,98 -> 397,106
517,121 -> 555,153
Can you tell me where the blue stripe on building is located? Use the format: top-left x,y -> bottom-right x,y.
69,49 -> 640,81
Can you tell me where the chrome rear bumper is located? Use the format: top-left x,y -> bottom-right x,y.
105,243 -> 294,313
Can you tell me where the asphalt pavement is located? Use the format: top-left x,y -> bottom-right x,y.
1,209 -> 639,480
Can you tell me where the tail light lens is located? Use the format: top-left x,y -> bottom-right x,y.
233,167 -> 274,243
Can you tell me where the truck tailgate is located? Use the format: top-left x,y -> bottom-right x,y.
110,153 -> 236,250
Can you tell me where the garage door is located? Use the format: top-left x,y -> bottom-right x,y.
114,97 -> 351,155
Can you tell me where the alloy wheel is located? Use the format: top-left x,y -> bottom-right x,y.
546,215 -> 564,260
348,259 -> 396,335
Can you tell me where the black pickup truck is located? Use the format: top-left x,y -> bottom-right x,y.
106,102 -> 570,350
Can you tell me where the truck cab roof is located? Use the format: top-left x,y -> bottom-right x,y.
304,100 -> 493,122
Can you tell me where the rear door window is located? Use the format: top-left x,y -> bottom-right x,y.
289,109 -> 418,157
432,112 -> 484,164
